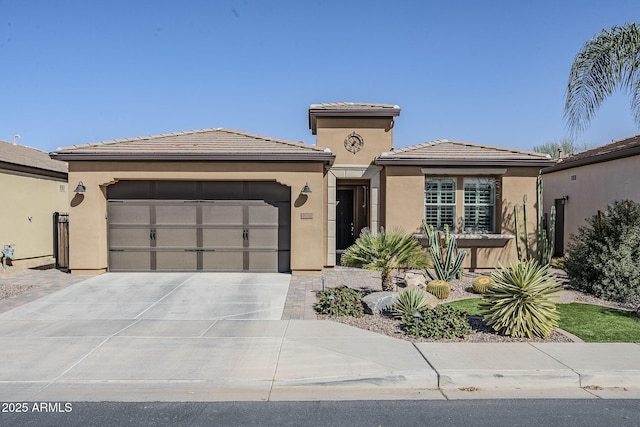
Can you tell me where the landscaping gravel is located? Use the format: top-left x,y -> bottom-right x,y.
0,259 -> 52,300
317,270 -> 637,344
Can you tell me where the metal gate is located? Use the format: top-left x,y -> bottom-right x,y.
53,212 -> 69,269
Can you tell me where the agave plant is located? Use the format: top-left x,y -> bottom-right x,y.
422,221 -> 466,281
392,287 -> 432,319
479,260 -> 561,338
341,228 -> 429,291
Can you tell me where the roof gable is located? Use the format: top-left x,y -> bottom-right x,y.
51,128 -> 335,163
0,140 -> 67,175
543,134 -> 640,173
376,139 -> 553,167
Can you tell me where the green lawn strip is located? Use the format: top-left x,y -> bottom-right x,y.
443,298 -> 482,316
443,299 -> 640,343
556,303 -> 640,343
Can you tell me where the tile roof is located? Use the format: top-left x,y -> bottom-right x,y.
308,102 -> 401,134
543,134 -> 640,173
376,139 -> 554,167
0,139 -> 67,174
309,102 -> 401,111
51,128 -> 335,163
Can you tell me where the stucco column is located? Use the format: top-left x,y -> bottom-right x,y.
68,173 -> 109,274
325,165 -> 382,267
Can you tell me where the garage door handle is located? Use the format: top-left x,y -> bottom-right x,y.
150,229 -> 157,240
243,229 -> 249,240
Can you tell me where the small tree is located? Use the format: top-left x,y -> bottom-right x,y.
564,200 -> 640,306
533,137 -> 593,158
341,228 -> 429,291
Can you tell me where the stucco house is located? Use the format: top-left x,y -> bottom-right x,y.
0,139 -> 68,264
542,134 -> 640,255
50,102 -> 553,275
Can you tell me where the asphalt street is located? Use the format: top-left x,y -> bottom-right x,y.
1,400 -> 639,427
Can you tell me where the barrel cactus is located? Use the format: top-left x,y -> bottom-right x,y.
426,279 -> 451,300
472,276 -> 495,294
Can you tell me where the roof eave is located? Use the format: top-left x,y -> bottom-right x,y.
0,160 -> 68,180
308,108 -> 401,135
375,158 -> 554,167
50,152 -> 335,165
542,145 -> 640,173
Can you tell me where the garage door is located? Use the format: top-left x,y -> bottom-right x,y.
106,181 -> 290,272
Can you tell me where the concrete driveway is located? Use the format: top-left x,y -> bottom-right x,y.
0,272 -> 442,402
0,272 -> 290,321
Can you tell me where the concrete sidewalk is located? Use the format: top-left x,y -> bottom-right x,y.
0,269 -> 639,401
1,317 -> 639,401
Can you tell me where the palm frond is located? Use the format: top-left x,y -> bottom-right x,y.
564,23 -> 640,134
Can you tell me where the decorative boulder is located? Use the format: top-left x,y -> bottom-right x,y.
362,291 -> 398,315
404,271 -> 427,289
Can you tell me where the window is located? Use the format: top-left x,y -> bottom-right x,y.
424,178 -> 456,230
463,178 -> 495,232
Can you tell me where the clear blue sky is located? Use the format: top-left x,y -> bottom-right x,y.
1,0 -> 638,153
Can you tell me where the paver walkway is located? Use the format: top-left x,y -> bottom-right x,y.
281,268 -> 382,320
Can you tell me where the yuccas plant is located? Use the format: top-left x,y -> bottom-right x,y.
472,276 -> 495,294
392,286 -> 433,318
426,279 -> 451,300
479,260 -> 561,338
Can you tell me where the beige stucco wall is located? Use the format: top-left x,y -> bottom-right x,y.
315,117 -> 394,165
67,161 -> 327,274
543,155 -> 640,254
0,170 -> 68,262
383,166 -> 540,269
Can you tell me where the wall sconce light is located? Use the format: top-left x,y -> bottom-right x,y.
562,195 -> 569,204
300,183 -> 312,194
74,181 -> 86,193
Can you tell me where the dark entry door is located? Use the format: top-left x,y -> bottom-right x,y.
336,184 -> 368,263
554,198 -> 565,256
336,189 -> 355,253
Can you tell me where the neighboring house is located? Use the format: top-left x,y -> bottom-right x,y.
542,134 -> 640,256
50,103 -> 553,275
0,139 -> 68,264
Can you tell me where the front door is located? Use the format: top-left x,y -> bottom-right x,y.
336,184 -> 368,264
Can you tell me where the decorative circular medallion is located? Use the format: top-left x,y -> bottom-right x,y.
344,131 -> 364,154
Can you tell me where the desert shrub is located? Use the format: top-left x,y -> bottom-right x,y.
401,305 -> 472,339
392,287 -> 432,318
472,276 -> 495,294
480,260 -> 561,338
341,228 -> 430,291
426,279 -> 451,299
564,200 -> 640,305
315,286 -> 365,317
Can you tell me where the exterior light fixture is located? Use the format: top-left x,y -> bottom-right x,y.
300,183 -> 312,194
74,181 -> 86,193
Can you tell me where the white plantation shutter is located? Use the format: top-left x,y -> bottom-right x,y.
463,178 -> 495,232
424,178 -> 456,230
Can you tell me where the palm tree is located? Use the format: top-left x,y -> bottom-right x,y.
341,228 -> 429,291
564,23 -> 640,134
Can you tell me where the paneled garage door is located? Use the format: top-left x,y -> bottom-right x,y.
106,181 -> 290,272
